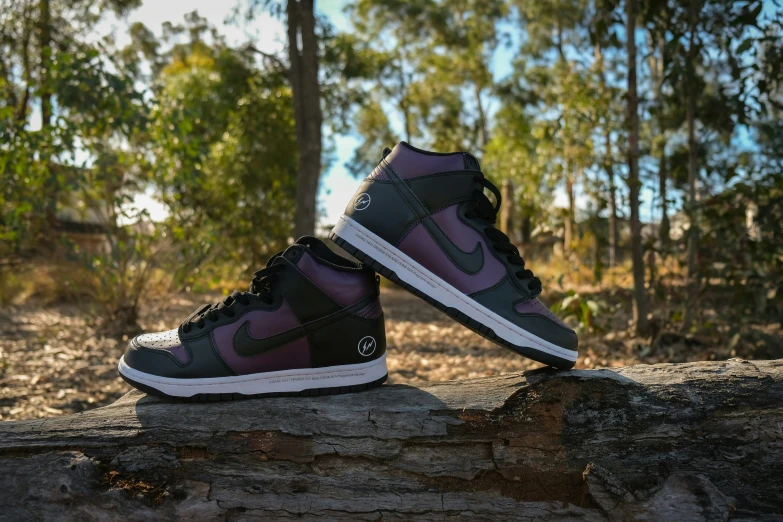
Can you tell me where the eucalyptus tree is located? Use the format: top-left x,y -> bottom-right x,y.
238,0 -> 322,237
591,0 -> 625,268
511,0 -> 596,256
340,0 -> 506,174
625,0 -> 651,336
655,0 -> 768,329
285,0 -> 322,238
641,0 -> 674,245
483,86 -> 556,243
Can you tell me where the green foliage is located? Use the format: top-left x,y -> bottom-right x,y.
1,0 -> 147,255
148,32 -> 298,270
338,0 -> 506,173
698,172 -> 783,322
551,291 -> 608,333
2,0 -> 783,345
483,103 -> 554,217
1,4 -> 297,329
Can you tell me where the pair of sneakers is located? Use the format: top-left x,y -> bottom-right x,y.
118,143 -> 579,400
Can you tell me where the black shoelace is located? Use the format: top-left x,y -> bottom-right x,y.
181,262 -> 286,333
464,176 -> 542,295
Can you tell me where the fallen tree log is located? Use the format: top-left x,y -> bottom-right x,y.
0,359 -> 781,521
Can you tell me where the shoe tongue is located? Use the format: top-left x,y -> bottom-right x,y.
385,142 -> 481,178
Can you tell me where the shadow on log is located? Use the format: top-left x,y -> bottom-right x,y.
1,359 -> 781,521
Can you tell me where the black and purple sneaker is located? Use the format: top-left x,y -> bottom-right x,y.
330,142 -> 578,369
118,237 -> 387,400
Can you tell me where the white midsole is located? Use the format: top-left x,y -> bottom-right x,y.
118,354 -> 388,397
333,215 -> 577,362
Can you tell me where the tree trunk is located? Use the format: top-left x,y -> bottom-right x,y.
9,5 -> 33,125
1,360 -> 780,520
39,0 -> 51,129
625,0 -> 650,337
499,179 -> 515,241
649,30 -> 670,246
606,135 -> 619,269
287,0 -> 323,238
595,44 -> 619,269
659,150 -> 670,244
520,213 -> 532,245
401,98 -> 412,144
558,24 -> 573,260
39,0 -> 58,230
394,51 -> 413,144
474,84 -> 489,150
592,220 -> 602,283
682,0 -> 701,332
564,165 -> 575,257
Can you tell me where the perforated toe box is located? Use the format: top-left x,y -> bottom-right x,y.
134,329 -> 183,351
123,328 -> 191,377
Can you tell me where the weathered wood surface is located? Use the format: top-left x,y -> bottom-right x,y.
1,359 -> 781,521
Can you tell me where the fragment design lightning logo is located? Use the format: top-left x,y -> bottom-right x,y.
357,336 -> 376,356
353,193 -> 371,211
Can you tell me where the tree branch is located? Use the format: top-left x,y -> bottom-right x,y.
244,44 -> 288,72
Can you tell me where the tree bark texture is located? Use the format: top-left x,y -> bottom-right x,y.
625,0 -> 651,337
1,359 -> 781,521
287,0 -> 323,238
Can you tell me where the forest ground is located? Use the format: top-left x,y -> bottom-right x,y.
1,284 -> 780,421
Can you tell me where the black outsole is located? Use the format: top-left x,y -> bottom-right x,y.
120,372 -> 389,402
329,232 -> 576,370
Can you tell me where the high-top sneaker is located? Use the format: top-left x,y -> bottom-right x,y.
118,237 -> 387,400
330,142 -> 578,369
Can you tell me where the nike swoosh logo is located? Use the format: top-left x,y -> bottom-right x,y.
422,217 -> 484,274
378,160 -> 484,275
232,295 -> 376,357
